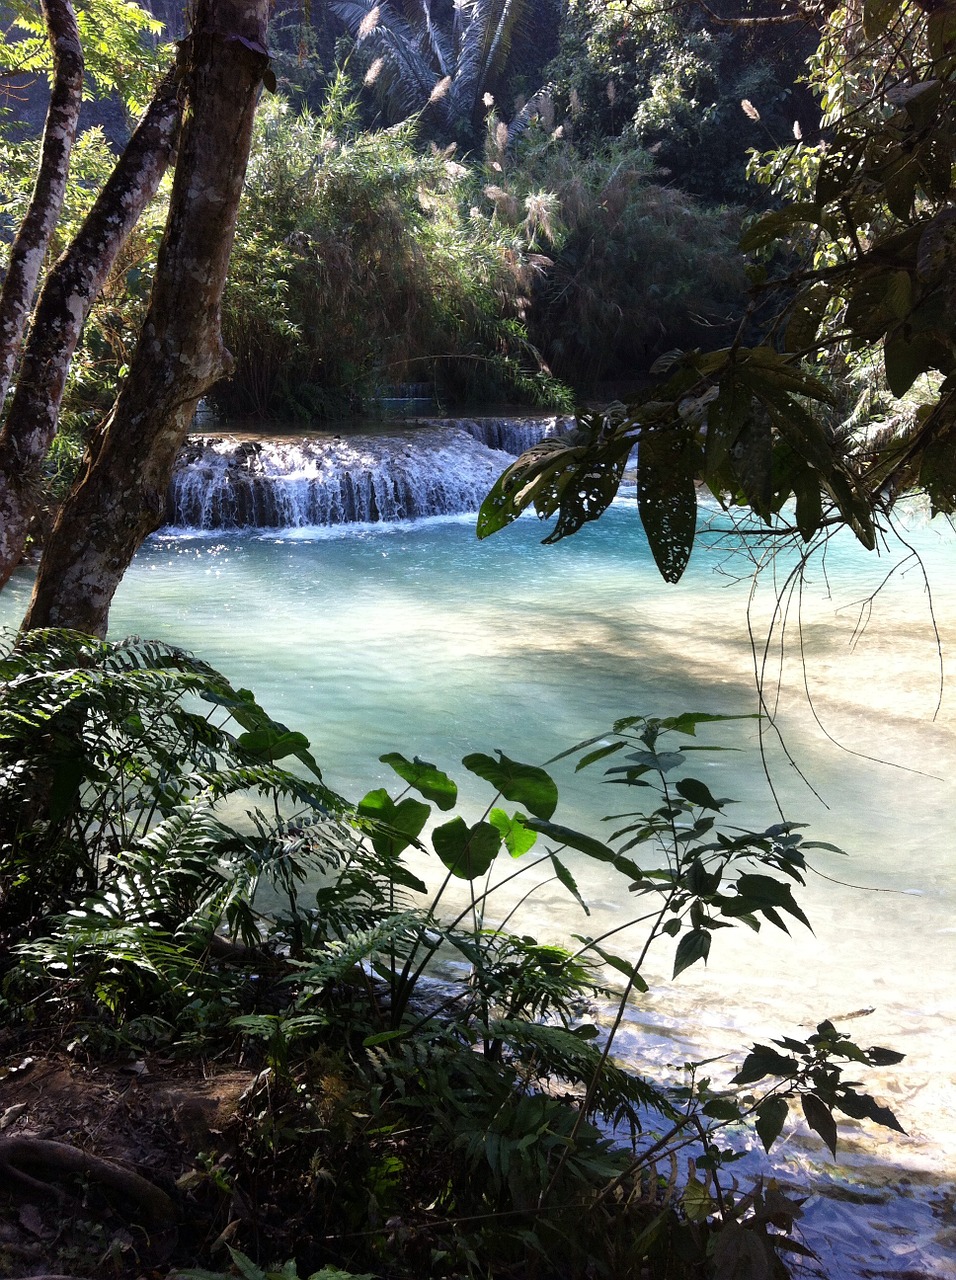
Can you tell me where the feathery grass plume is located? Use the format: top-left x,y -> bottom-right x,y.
357,4 -> 380,39
218,88 -> 568,416
480,129 -> 746,389
495,120 -> 509,151
485,184 -> 521,219
523,190 -> 560,246
741,98 -> 760,120
364,55 -> 385,87
429,74 -> 452,103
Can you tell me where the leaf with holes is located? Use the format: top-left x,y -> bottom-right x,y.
637,428 -> 699,583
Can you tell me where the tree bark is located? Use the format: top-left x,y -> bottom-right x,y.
24,0 -> 271,637
0,0 -> 83,409
0,66 -> 182,590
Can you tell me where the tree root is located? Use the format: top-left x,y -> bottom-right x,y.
0,1134 -> 177,1224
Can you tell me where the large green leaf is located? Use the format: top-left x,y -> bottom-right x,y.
380,752 -> 457,810
525,819 -> 644,881
462,750 -> 558,819
357,789 -> 430,859
738,202 -> 827,252
755,1096 -> 789,1153
489,807 -> 537,857
432,816 -> 501,879
802,1092 -> 838,1155
884,328 -> 951,397
237,727 -> 313,763
672,928 -> 711,977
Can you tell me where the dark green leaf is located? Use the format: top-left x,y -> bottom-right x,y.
802,1092 -> 838,1155
462,751 -> 558,819
237,727 -> 312,762
357,789 -> 430,859
733,874 -> 811,929
835,1089 -> 906,1134
866,1045 -> 906,1067
733,1045 -> 798,1085
673,928 -> 711,977
755,1096 -> 789,1152
432,817 -> 500,879
524,819 -> 644,880
675,777 -> 724,810
637,428 -> 699,583
785,283 -> 832,354
884,329 -> 949,397
549,853 -> 590,915
48,756 -> 84,823
739,203 -> 825,252
380,752 -> 457,810
574,741 -> 625,771
862,0 -> 897,39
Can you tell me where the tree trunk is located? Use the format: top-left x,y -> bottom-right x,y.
0,67 -> 182,590
24,0 -> 270,637
0,0 -> 83,409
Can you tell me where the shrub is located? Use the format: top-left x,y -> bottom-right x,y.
0,632 -> 905,1278
482,118 -> 749,391
218,81 -> 569,419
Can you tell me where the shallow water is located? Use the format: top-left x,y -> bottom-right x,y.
4,497 -> 955,1276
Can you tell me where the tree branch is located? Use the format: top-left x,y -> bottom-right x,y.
0,0 -> 83,408
0,64 -> 182,590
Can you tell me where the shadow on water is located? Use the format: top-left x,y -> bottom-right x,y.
3,421 -> 955,1278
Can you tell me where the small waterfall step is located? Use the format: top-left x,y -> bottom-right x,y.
167,415 -> 572,531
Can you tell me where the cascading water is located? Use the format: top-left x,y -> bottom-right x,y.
166,416 -> 571,530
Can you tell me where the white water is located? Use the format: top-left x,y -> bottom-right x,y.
5,424 -> 956,1277
167,418 -> 569,528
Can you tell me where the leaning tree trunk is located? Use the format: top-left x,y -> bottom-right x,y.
0,67 -> 182,590
0,0 -> 83,408
24,0 -> 271,637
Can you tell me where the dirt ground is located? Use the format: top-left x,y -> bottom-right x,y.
0,1039 -> 258,1280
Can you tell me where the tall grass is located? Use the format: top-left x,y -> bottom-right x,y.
482,117 -> 749,392
219,82 -> 567,418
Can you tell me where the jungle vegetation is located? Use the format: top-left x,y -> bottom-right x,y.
0,1 -> 945,1277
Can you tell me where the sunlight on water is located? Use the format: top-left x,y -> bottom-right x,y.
5,497 -> 956,1277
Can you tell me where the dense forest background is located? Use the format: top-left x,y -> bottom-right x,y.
2,0 -> 815,438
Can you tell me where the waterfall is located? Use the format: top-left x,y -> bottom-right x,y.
167,416 -> 571,531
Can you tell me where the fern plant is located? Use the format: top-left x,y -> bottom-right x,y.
0,633 -> 906,1278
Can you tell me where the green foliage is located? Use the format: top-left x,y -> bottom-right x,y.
482,0 -> 956,574
2,0 -> 166,114
179,1250 -> 374,1280
481,119 -> 748,388
1,638 -> 904,1277
0,628 -> 350,984
219,84 -> 569,417
0,118 -> 170,490
543,0 -> 815,205
333,0 -> 554,146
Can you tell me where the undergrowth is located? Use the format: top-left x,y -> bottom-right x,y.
0,630 -> 905,1279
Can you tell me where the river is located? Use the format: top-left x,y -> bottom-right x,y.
3,420 -> 955,1277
